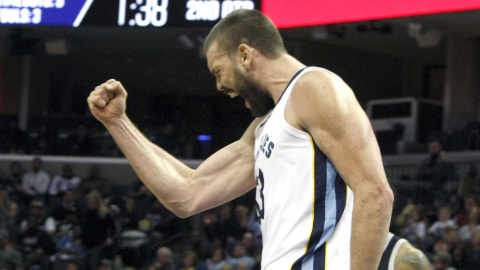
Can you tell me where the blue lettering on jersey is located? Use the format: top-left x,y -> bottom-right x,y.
258,134 -> 275,158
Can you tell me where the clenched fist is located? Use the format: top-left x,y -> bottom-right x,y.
87,79 -> 128,125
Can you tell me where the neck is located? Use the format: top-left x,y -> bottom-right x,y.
255,54 -> 306,104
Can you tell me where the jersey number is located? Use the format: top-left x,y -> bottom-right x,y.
256,168 -> 265,221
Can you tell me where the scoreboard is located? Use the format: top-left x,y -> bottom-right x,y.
0,0 -> 259,27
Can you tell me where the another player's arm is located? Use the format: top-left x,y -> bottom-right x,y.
88,80 -> 258,217
287,70 -> 394,270
395,242 -> 432,270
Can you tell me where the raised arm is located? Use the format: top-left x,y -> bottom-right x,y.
286,70 -> 394,270
87,79 -> 258,217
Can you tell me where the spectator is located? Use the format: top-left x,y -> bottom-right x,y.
49,164 -> 82,202
396,204 -> 427,247
433,251 -> 456,270
233,204 -> 250,239
19,200 -> 56,236
148,246 -> 178,270
28,123 -> 56,155
50,190 -> 82,235
108,204 -> 122,239
443,227 -> 460,255
17,216 -> 55,261
66,261 -> 80,270
142,199 -> 184,239
81,190 -> 116,270
76,164 -> 110,197
451,240 -> 474,270
181,230 -> 213,262
99,258 -> 113,270
199,247 -> 228,270
2,118 -> 27,154
416,138 -> 455,182
21,157 -> 51,203
455,196 -> 479,228
225,242 -> 256,269
68,123 -> 94,156
468,227 -> 480,264
54,225 -> 85,261
180,250 -> 200,270
204,204 -> 240,248
459,207 -> 480,241
0,229 -> 23,270
427,238 -> 449,262
457,164 -> 480,203
245,206 -> 262,240
428,206 -> 457,240
415,138 -> 457,206
117,196 -> 140,231
128,178 -> 154,217
0,188 -> 18,230
25,247 -> 50,270
1,161 -> 25,204
240,232 -> 262,260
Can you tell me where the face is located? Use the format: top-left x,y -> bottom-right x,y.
234,244 -> 246,257
212,249 -> 223,262
10,162 -> 21,175
32,158 -> 42,171
232,67 -> 274,117
159,251 -> 172,264
207,42 -> 273,117
63,165 -> 73,178
439,208 -> 450,221
428,141 -> 441,154
87,197 -> 99,209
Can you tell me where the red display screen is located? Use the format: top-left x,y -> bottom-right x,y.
261,0 -> 480,28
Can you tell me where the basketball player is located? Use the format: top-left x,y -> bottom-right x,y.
380,233 -> 432,270
87,9 -> 393,270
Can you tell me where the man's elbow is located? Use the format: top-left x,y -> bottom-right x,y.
378,185 -> 394,214
168,206 -> 194,219
166,201 -> 200,219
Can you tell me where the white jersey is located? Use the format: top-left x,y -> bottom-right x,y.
379,233 -> 407,270
254,67 -> 354,270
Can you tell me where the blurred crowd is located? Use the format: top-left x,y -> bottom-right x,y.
0,156 -> 261,270
390,138 -> 480,270
2,116 -> 480,269
0,117 -> 203,159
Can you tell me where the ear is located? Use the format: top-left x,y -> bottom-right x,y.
237,43 -> 253,69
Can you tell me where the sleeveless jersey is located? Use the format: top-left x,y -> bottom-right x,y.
254,67 -> 354,270
378,233 -> 407,270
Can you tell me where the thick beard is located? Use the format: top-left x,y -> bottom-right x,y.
233,69 -> 274,117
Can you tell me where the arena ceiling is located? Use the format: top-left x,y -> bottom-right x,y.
0,9 -> 479,96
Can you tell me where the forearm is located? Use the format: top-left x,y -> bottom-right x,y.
351,189 -> 393,270
89,80 -> 257,218
104,116 -> 194,214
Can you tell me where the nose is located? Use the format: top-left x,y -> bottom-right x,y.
216,80 -> 224,91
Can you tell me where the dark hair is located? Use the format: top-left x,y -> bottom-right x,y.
204,9 -> 286,59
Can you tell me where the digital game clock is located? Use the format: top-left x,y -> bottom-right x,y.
0,0 -> 260,27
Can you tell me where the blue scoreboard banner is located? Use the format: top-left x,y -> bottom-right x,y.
0,0 -> 260,27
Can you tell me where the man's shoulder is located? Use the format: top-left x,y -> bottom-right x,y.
395,241 -> 432,270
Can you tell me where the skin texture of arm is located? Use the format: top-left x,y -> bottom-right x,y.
285,69 -> 394,270
87,79 -> 259,217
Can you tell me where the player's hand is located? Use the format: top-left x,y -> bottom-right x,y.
87,79 -> 128,125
